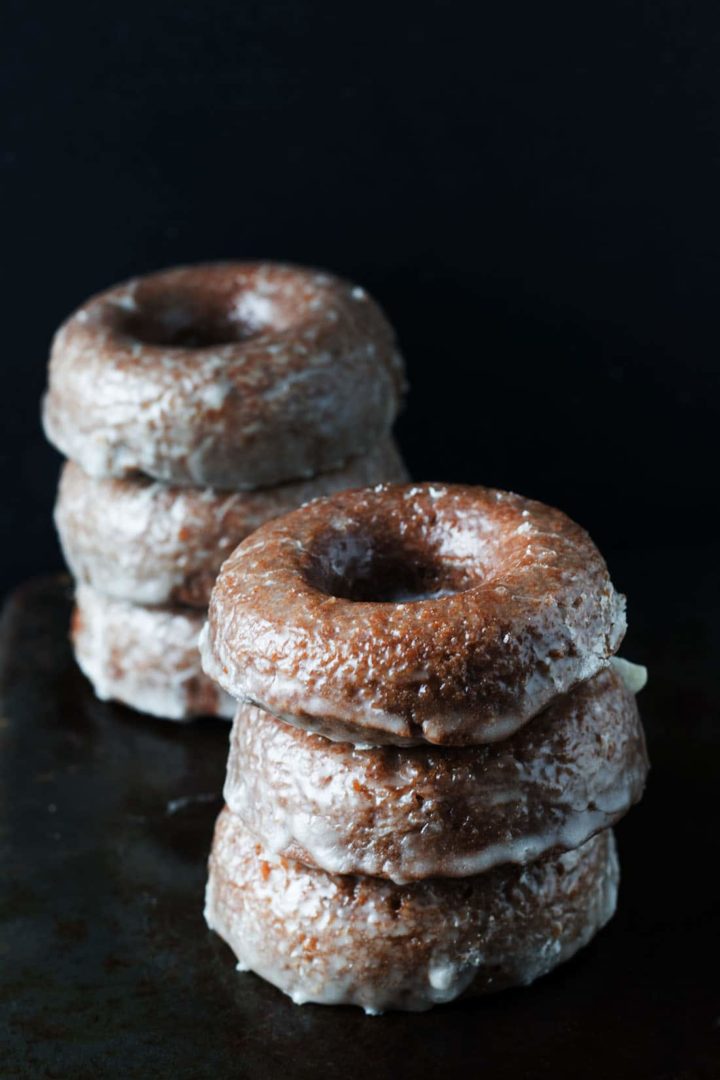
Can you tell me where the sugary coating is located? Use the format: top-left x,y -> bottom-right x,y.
224,665 -> 647,882
43,262 -> 406,488
202,482 -> 626,745
72,584 -> 234,721
205,813 -> 618,1014
55,439 -> 407,608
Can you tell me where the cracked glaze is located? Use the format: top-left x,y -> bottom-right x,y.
72,584 -> 235,721
205,814 -> 618,1014
202,482 -> 627,745
224,666 -> 647,882
55,439 -> 407,608
43,262 -> 406,488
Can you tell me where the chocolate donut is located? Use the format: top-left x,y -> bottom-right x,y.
43,263 -> 406,488
55,439 -> 407,608
72,584 -> 234,721
205,812 -> 618,1014
201,483 -> 626,745
224,665 -> 647,882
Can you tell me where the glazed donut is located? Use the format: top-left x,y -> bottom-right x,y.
201,483 -> 626,746
223,666 -> 647,883
43,262 -> 406,488
205,812 -> 618,1014
55,439 -> 408,609
72,584 -> 234,721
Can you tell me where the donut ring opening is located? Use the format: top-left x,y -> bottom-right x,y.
113,270 -> 298,349
305,521 -> 483,603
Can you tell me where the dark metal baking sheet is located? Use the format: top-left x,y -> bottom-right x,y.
1,574 -> 718,1079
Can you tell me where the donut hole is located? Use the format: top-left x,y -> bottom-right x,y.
307,531 -> 480,604
109,265 -> 334,351
121,288 -> 271,348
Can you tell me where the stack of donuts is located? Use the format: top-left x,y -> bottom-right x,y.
201,482 -> 649,1012
42,263 -> 407,721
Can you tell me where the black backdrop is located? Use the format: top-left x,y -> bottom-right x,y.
1,1 -> 718,596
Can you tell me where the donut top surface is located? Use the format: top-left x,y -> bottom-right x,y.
43,262 -> 406,487
202,482 -> 627,745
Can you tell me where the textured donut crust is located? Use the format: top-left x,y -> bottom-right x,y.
42,262 -> 406,488
205,814 -> 618,1014
202,483 -> 627,745
72,584 -> 235,721
55,439 -> 408,608
223,667 -> 647,882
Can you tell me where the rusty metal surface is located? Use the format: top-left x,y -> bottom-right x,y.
1,573 -> 718,1079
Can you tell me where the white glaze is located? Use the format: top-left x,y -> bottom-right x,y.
72,585 -> 235,721
610,656 -> 648,693
222,666 -> 648,882
55,439 -> 408,608
205,816 -> 619,1014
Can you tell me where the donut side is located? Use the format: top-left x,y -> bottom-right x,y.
223,666 -> 647,882
55,439 -> 408,608
205,813 -> 618,1014
43,262 -> 406,488
72,584 -> 235,721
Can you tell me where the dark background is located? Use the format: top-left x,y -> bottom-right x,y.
1,1 -> 718,600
